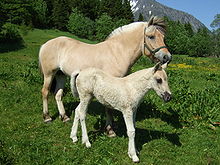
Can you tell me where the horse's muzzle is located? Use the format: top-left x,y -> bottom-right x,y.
163,54 -> 172,64
155,51 -> 172,64
163,91 -> 171,102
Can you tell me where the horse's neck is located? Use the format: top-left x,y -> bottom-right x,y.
105,26 -> 144,75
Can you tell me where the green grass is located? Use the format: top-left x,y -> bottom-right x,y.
1,29 -> 220,164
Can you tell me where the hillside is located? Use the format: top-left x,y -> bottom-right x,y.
0,29 -> 220,164
130,0 -> 206,31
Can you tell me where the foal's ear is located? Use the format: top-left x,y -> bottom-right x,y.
153,62 -> 162,73
161,62 -> 168,69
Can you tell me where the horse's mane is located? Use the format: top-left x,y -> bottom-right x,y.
148,16 -> 166,34
107,16 -> 166,39
107,22 -> 146,39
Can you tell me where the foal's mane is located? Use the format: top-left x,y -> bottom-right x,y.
107,16 -> 166,40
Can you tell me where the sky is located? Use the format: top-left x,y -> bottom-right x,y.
156,0 -> 220,29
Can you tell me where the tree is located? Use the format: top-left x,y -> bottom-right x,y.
211,14 -> 220,29
52,0 -> 70,30
122,0 -> 133,22
95,13 -> 114,41
68,0 -> 99,21
1,0 -> 32,25
188,28 -> 212,57
67,8 -> 95,40
99,0 -> 133,22
138,13 -> 144,21
166,19 -> 190,54
184,23 -> 194,37
32,0 -> 48,28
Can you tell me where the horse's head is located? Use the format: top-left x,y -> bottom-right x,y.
143,16 -> 172,64
150,63 -> 171,102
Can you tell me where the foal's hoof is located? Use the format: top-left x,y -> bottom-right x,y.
71,136 -> 78,143
106,126 -> 117,138
129,154 -> 140,163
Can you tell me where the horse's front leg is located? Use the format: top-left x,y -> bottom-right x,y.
123,110 -> 139,163
105,108 -> 116,137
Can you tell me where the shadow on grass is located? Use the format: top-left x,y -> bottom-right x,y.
64,100 -> 182,150
0,42 -> 25,53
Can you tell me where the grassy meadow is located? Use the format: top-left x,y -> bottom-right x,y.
0,29 -> 220,165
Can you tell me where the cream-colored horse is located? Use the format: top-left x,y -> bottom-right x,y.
39,16 -> 171,135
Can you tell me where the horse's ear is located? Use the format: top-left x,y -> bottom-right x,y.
153,62 -> 162,73
148,16 -> 155,27
161,62 -> 168,69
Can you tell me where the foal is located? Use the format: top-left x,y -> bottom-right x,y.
70,63 -> 171,163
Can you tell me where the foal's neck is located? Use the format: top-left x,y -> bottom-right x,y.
127,69 -> 153,98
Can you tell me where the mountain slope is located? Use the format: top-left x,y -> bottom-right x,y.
130,0 -> 206,31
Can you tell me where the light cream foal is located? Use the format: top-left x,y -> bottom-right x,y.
70,63 -> 171,163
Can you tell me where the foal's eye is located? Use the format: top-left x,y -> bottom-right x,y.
156,78 -> 162,84
148,36 -> 155,40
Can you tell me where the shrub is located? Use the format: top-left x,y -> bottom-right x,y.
67,8 -> 95,40
95,13 -> 114,41
0,23 -> 23,43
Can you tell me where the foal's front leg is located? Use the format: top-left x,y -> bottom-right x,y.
123,110 -> 139,163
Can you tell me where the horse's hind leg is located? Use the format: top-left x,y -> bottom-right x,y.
54,73 -> 70,122
42,75 -> 53,123
105,108 -> 116,137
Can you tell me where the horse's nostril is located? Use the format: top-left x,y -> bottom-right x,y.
163,55 -> 171,64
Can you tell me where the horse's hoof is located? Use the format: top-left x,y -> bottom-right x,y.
44,116 -> 52,123
106,126 -> 117,137
62,115 -> 70,122
107,130 -> 117,137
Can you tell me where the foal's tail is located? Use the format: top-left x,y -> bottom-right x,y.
70,71 -> 80,97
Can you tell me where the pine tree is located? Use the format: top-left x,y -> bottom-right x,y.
68,0 -> 99,21
122,0 -> 133,22
1,0 -> 32,25
184,23 -> 194,37
138,13 -> 144,21
52,0 -> 69,30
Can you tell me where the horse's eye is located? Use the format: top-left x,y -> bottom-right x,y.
156,78 -> 162,84
148,36 -> 155,40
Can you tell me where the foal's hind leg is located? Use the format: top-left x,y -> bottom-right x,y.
42,75 -> 53,122
54,74 -> 70,122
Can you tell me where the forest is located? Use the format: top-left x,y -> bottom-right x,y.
0,0 -> 220,57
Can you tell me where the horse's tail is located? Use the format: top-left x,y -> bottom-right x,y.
70,70 -> 80,97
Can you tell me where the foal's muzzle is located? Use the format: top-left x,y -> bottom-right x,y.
162,91 -> 172,102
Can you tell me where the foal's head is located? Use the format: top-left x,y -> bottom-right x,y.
150,63 -> 171,102
143,16 -> 172,64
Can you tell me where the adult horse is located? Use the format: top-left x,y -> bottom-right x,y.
39,16 -> 172,136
